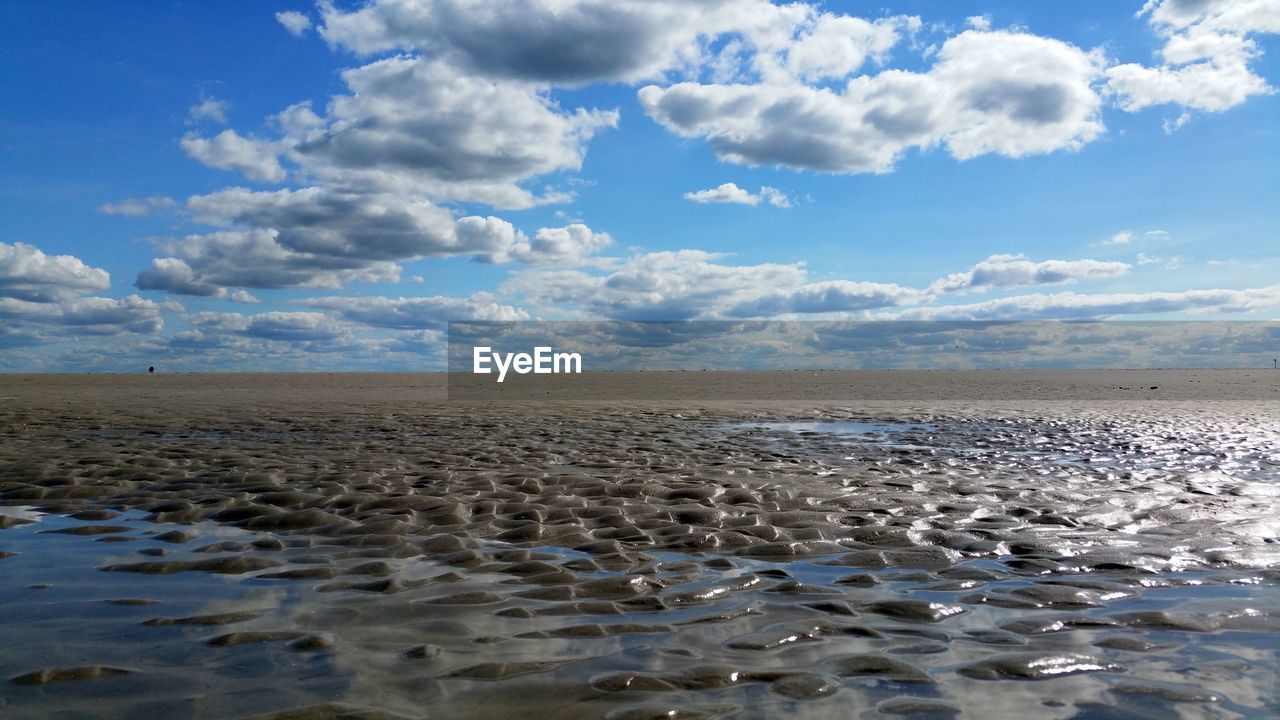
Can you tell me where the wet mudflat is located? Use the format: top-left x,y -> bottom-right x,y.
0,372 -> 1277,718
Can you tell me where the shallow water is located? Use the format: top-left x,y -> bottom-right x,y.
2,400 -> 1279,718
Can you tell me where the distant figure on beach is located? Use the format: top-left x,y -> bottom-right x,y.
148,366 -> 155,374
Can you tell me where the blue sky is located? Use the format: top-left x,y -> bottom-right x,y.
1,0 -> 1277,371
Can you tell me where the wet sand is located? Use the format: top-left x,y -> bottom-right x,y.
1,371 -> 1278,719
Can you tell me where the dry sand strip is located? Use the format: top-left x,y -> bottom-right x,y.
1,369 -> 1278,405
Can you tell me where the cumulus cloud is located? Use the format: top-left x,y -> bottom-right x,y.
158,295 -> 520,366
0,241 -> 111,302
508,250 -> 810,320
136,258 -> 225,297
187,187 -> 462,260
0,242 -> 162,339
384,329 -> 445,355
299,294 -> 527,330
727,280 -> 925,317
0,295 -> 163,334
181,130 -> 286,182
899,285 -> 1280,320
316,0 -> 924,88
497,224 -> 613,265
506,249 -> 1156,321
776,14 -> 916,83
1106,43 -> 1270,112
142,229 -> 402,292
683,182 -> 792,207
193,2 -> 907,204
244,311 -> 348,341
138,189 -> 614,293
641,29 -> 1105,174
286,56 -> 617,208
275,10 -> 311,36
966,16 -> 992,31
181,309 -> 351,345
98,196 -> 176,217
684,182 -> 759,205
1140,0 -> 1280,35
1107,0 -> 1277,114
188,97 -> 230,124
135,259 -> 264,301
317,0 -> 761,82
928,254 -> 1131,294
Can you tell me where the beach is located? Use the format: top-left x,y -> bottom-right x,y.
1,371 -> 1278,719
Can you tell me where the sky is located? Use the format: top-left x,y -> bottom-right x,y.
1,0 -> 1278,372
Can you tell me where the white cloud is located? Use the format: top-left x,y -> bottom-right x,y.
186,309 -> 353,342
1106,50 -> 1270,112
0,294 -> 162,334
384,329 -> 445,355
141,229 -> 401,292
898,285 -> 1280,320
275,10 -> 312,37
507,249 -> 1156,321
98,196 -> 175,217
727,280 -> 925,317
509,250 -> 810,320
684,182 -> 761,205
315,0 -> 917,88
134,260 -> 259,302
0,241 -> 111,302
683,182 -> 793,207
1104,229 -> 1171,246
929,254 -> 1131,294
317,0 -> 775,83
140,188 -> 613,294
136,258 -> 225,297
187,186 -> 462,260
1107,1 -> 1277,114
1137,253 -> 1183,269
181,130 -> 286,182
641,29 -> 1105,174
283,56 -> 617,208
1163,111 -> 1193,132
299,294 -> 527,330
759,186 -> 793,208
767,14 -> 919,84
499,223 -> 613,265
966,16 -> 992,31
1140,0 -> 1280,35
0,243 -> 162,335
188,97 -> 230,124
244,311 -> 348,341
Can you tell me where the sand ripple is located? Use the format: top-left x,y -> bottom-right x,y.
2,388 -> 1278,718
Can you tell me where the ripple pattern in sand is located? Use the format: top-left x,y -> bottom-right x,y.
2,400 -> 1278,718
